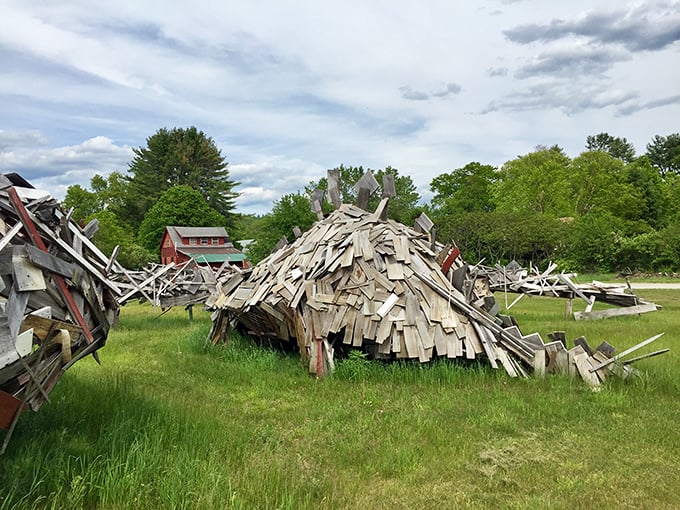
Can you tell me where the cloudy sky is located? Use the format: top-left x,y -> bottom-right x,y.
1,1 -> 679,214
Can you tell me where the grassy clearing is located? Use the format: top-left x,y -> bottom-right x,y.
1,291 -> 679,509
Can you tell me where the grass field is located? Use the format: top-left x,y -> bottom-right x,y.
1,288 -> 678,509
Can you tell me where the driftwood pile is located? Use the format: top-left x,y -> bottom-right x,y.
0,173 -> 121,453
473,260 -> 659,319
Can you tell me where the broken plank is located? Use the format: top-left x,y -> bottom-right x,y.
588,333 -> 665,372
574,303 -> 658,321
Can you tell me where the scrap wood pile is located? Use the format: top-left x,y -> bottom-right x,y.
111,259 -> 239,309
208,171 -> 668,385
209,200 -> 536,377
473,260 -> 660,319
529,331 -> 667,390
0,173 -> 121,453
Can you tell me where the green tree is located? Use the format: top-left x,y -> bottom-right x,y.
568,151 -> 640,218
646,133 -> 680,177
436,210 -> 567,266
137,185 -> 227,254
126,127 -> 239,229
624,156 -> 668,228
248,193 -> 317,263
662,173 -> 680,221
429,162 -> 497,216
494,145 -> 571,217
585,132 -> 636,163
88,209 -> 155,270
62,184 -> 101,223
63,172 -> 134,225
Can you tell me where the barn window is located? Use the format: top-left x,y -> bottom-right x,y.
201,238 -> 208,245
212,237 -> 220,245
189,238 -> 197,245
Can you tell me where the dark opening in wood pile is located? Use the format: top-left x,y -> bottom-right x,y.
0,173 -> 121,453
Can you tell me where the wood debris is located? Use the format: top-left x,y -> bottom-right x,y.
473,260 -> 660,318
111,258 -> 240,309
209,170 -> 669,386
210,201 -> 535,377
0,173 -> 121,453
533,331 -> 666,390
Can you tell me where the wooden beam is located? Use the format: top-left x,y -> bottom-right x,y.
7,187 -> 94,344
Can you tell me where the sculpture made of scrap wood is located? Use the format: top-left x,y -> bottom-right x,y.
208,170 -> 668,386
471,260 -> 660,319
0,173 -> 121,454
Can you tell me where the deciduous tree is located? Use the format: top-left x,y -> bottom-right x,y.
136,185 -> 226,254
494,146 -> 571,217
569,151 -> 640,218
247,193 -> 317,263
429,162 -> 498,216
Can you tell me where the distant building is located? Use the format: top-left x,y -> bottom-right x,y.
160,226 -> 249,268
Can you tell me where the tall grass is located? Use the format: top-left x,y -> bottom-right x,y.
1,291 -> 679,509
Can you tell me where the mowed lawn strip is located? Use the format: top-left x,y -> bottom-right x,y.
1,290 -> 679,509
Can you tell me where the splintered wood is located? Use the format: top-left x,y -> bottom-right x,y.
210,195 -> 668,385
0,173 -> 121,453
210,203 -> 536,377
112,259 -> 240,309
474,260 -> 659,317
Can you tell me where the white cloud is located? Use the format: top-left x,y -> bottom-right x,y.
0,1 -> 678,214
0,135 -> 133,197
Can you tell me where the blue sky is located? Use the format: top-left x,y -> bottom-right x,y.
1,1 -> 679,214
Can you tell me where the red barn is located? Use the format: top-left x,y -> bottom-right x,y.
159,226 -> 249,268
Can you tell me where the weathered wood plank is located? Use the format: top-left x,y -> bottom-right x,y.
574,303 -> 659,320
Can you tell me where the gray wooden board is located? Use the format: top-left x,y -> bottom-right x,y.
23,244 -> 75,279
574,303 -> 658,320
12,253 -> 46,291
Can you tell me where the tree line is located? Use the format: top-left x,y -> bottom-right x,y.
64,128 -> 680,273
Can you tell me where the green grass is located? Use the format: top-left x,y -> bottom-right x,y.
1,293 -> 679,509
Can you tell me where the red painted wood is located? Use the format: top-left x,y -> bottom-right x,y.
7,187 -> 94,344
441,246 -> 460,274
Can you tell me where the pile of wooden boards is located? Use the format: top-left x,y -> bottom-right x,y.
530,331 -> 667,390
209,200 -> 537,377
0,173 -> 121,453
473,260 -> 660,319
209,169 -> 668,385
112,259 -> 239,309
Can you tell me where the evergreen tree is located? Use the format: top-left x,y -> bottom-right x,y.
126,127 -> 239,229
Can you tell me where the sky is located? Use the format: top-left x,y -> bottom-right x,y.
0,1 -> 679,215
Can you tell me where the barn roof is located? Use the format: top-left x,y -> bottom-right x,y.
165,226 -> 234,248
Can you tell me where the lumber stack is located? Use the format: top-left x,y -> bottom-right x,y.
0,173 -> 121,453
210,201 -> 536,377
210,169 -> 669,385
